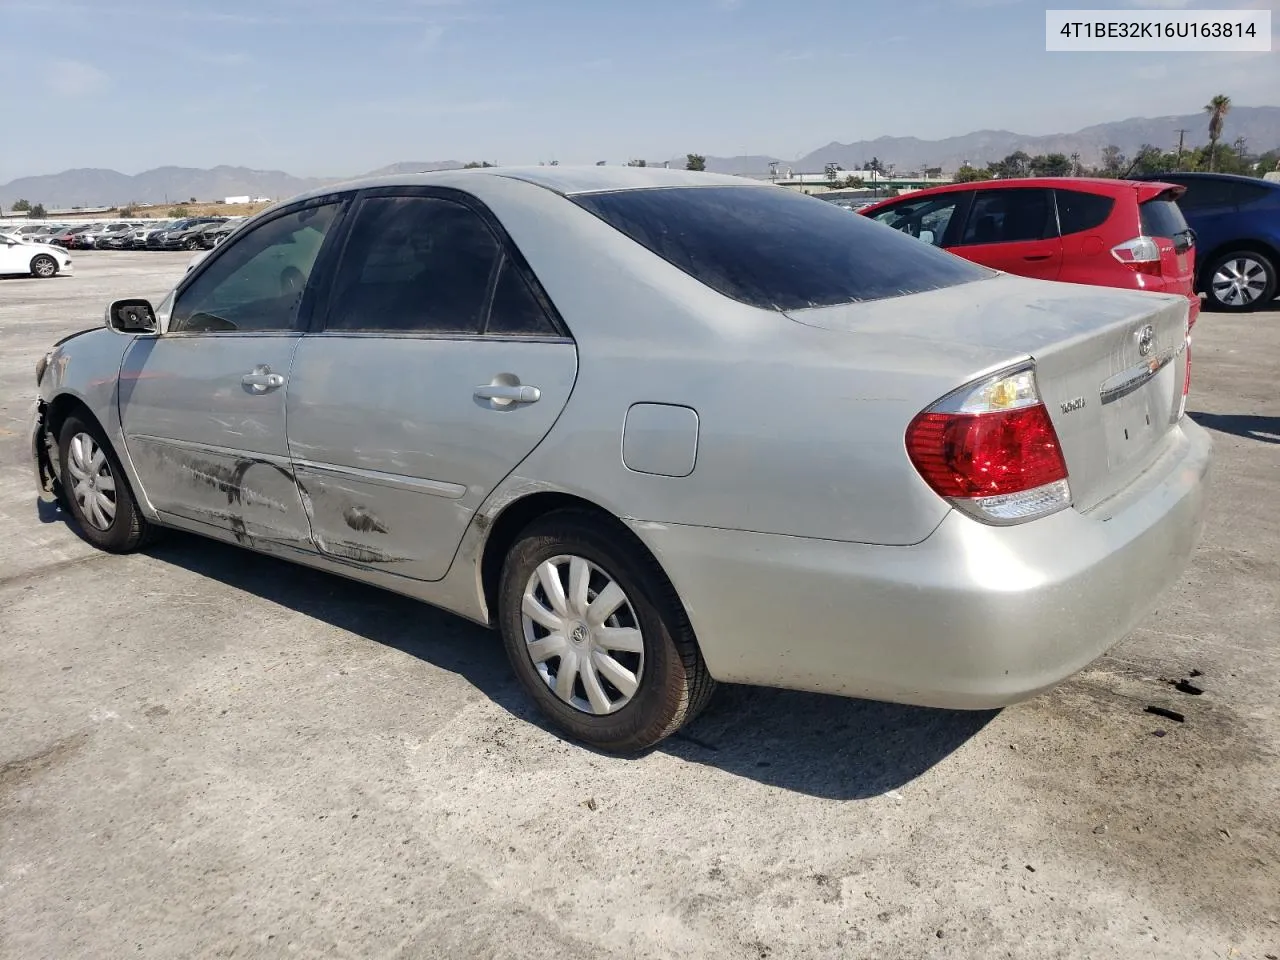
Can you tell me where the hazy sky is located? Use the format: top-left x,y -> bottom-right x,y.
1,0 -> 1276,182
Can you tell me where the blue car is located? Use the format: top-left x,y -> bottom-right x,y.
1134,172 -> 1280,312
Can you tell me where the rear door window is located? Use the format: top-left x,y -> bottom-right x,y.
571,185 -> 989,311
1055,190 -> 1114,235
960,189 -> 1056,245
325,196 -> 501,334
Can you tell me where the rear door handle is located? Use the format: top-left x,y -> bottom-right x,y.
1023,254 -> 1052,262
242,365 -> 285,393
474,383 -> 541,405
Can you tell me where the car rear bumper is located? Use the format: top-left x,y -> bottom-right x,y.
627,419 -> 1211,709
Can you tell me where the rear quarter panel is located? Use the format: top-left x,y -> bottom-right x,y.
457,177 -> 1020,547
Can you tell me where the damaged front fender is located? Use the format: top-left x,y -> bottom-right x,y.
29,399 -> 60,503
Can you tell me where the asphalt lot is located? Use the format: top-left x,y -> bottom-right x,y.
2,251 -> 1278,959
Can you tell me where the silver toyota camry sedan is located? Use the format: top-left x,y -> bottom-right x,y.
29,166 -> 1210,752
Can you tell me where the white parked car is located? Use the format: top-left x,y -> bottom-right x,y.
0,233 -> 73,278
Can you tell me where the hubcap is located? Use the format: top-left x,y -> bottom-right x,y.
1211,256 -> 1268,306
520,555 -> 645,715
35,258 -> 55,277
66,432 -> 117,531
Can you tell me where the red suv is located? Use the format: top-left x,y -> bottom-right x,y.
859,178 -> 1199,324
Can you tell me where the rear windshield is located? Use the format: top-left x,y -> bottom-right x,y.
571,185 -> 991,311
1139,199 -> 1190,238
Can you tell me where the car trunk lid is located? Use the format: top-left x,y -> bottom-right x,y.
786,274 -> 1191,513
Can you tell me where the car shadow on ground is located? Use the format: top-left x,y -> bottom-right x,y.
104,527 -> 994,801
1189,411 -> 1280,444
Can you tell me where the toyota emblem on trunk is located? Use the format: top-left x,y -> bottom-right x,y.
1137,324 -> 1155,357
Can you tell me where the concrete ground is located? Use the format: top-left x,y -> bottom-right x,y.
1,252 -> 1278,959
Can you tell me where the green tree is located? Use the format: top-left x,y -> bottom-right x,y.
952,164 -> 989,183
168,205 -> 190,218
29,203 -> 47,218
991,151 -> 1032,178
1030,153 -> 1072,177
12,199 -> 31,212
463,161 -> 496,168
843,175 -> 865,189
626,159 -> 647,167
685,153 -> 706,171
1205,94 -> 1231,172
1129,144 -> 1178,175
1098,145 -> 1126,177
867,157 -> 883,173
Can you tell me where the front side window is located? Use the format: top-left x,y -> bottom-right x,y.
573,185 -> 989,311
960,189 -> 1056,245
325,196 -> 502,334
870,194 -> 965,246
169,202 -> 340,333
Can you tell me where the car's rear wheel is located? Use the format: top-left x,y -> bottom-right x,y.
183,238 -> 200,250
1203,250 -> 1277,312
58,415 -> 154,552
497,509 -> 715,753
30,254 -> 58,279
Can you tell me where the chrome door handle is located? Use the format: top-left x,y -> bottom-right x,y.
474,384 -> 540,405
242,366 -> 285,393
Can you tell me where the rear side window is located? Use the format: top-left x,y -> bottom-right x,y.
1225,181 -> 1272,207
1139,199 -> 1190,238
960,189 -> 1056,245
1169,179 -> 1234,210
571,185 -> 989,311
486,257 -> 558,336
1055,190 -> 1114,235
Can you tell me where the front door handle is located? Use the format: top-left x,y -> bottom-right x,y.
242,365 -> 285,393
474,383 -> 541,406
1023,254 -> 1052,262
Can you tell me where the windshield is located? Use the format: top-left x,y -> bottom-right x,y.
572,185 -> 990,310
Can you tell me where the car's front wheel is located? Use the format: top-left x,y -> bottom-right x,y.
498,510 -> 715,753
58,415 -> 155,552
1203,249 -> 1277,312
30,254 -> 58,279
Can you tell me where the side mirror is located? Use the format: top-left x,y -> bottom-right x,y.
106,298 -> 158,334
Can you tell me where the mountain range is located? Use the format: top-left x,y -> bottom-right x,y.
694,106 -> 1280,175
3,107 -> 1278,209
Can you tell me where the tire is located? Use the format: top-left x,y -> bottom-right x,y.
498,509 -> 715,753
1201,249 -> 1277,313
57,415 -> 155,553
183,238 -> 199,251
30,254 -> 58,279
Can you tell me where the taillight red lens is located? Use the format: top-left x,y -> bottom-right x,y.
906,404 -> 1068,499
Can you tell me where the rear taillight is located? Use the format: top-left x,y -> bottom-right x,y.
1111,236 -> 1162,277
906,365 -> 1071,525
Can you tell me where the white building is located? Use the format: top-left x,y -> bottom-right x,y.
224,195 -> 251,204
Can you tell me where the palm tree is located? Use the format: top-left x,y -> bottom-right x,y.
1205,94 -> 1231,172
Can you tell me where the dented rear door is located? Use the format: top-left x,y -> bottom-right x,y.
283,189 -> 577,582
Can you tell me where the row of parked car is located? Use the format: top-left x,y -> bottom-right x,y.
5,217 -> 245,252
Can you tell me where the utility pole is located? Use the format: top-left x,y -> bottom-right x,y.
1174,129 -> 1187,170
